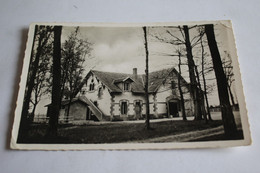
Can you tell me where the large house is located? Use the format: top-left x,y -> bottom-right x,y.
52,67 -> 194,123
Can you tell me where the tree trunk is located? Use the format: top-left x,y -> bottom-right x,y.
177,53 -> 187,121
47,26 -> 62,137
60,57 -> 70,106
29,103 -> 37,123
143,27 -> 150,130
18,25 -> 39,142
183,26 -> 202,120
201,40 -> 213,121
200,39 -> 212,121
194,65 -> 208,123
227,84 -> 235,106
205,24 -> 237,136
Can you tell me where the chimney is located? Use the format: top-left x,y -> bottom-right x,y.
133,68 -> 137,79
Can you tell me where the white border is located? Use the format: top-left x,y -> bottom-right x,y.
10,20 -> 251,150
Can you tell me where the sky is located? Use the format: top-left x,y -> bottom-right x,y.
62,26 -> 179,75
34,23 -> 237,115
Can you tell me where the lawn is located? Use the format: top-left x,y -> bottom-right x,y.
18,119 -> 232,144
190,130 -> 244,142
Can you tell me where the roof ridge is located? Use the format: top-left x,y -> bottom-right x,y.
91,67 -> 175,76
91,69 -> 132,75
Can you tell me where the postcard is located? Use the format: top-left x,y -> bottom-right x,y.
10,21 -> 251,150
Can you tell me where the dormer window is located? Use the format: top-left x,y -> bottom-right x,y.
124,82 -> 130,91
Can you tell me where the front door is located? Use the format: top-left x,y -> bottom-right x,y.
134,101 -> 142,119
86,106 -> 91,120
86,106 -> 90,120
169,101 -> 178,117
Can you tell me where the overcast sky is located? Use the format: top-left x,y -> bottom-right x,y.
62,26 -> 179,75
35,23 -> 237,114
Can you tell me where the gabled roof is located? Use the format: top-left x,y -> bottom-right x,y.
79,67 -> 189,94
90,70 -> 145,93
147,67 -> 189,92
113,77 -> 134,84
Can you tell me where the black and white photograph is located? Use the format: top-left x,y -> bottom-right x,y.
11,21 -> 251,150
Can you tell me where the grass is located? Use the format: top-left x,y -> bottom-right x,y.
17,119 -> 237,144
190,130 -> 244,142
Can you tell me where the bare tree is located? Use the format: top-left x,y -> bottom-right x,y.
200,37 -> 213,121
205,24 -> 237,136
152,25 -> 206,120
143,26 -> 151,130
182,25 -> 204,120
194,64 -> 208,123
18,25 -> 53,142
30,64 -> 49,121
176,50 -> 187,120
29,40 -> 52,122
222,51 -> 236,106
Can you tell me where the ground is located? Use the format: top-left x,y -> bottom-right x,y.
18,111 -> 243,144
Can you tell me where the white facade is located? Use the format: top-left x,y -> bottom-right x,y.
77,69 -> 194,120
78,73 -> 112,116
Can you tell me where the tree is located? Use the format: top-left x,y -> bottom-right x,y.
47,25 -> 62,137
200,36 -> 213,121
205,24 -> 237,136
176,50 -> 187,120
29,65 -> 49,121
194,64 -> 208,123
143,26 -> 151,130
29,39 -> 53,122
183,25 -> 203,120
18,25 -> 52,142
152,26 -> 206,120
60,27 -> 92,122
191,26 -> 215,121
222,51 -> 236,106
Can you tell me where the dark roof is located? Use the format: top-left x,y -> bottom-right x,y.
148,67 -> 189,92
45,96 -> 88,107
80,67 -> 189,94
147,68 -> 174,91
113,77 -> 134,83
91,70 -> 145,93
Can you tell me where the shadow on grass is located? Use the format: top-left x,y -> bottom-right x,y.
16,120 -> 243,144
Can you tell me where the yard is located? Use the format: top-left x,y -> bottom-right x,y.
18,117 -> 243,144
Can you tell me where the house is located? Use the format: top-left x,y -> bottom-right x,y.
76,67 -> 194,121
44,67 -> 194,123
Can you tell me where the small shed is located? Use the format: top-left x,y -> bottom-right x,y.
45,97 -> 90,123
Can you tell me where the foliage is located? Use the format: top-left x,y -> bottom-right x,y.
60,27 -> 93,100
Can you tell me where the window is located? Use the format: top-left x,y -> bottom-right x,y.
121,101 -> 128,115
171,81 -> 175,89
89,83 -> 95,91
98,87 -> 103,98
124,82 -> 130,91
